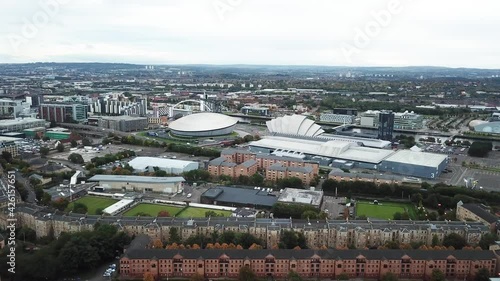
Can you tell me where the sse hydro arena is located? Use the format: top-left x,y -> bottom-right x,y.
168,112 -> 238,137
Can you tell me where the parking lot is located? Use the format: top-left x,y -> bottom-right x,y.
321,196 -> 347,219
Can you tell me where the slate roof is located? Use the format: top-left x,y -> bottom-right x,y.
123,248 -> 496,261
462,204 -> 499,224
201,186 -> 277,207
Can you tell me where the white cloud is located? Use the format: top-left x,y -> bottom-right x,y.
0,0 -> 499,67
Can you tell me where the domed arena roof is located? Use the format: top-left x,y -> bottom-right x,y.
469,119 -> 488,128
266,114 -> 324,137
169,113 -> 237,137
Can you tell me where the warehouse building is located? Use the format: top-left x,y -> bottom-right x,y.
0,118 -> 46,133
277,188 -> 323,208
378,150 -> 448,179
128,157 -> 199,174
250,135 -> 448,179
200,186 -> 278,209
88,175 -> 185,194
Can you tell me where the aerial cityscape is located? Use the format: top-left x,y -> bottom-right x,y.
1,1 -> 500,281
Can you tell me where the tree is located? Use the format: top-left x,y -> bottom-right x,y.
238,266 -> 256,281
1,151 -> 13,162
430,269 -> 445,281
382,272 -> 398,281
301,210 -> 319,219
468,142 -> 492,157
475,267 -> 490,281
41,192 -> 52,205
288,271 -> 303,281
190,273 -> 204,281
442,233 -> 467,249
70,139 -> 78,147
169,227 -> 182,244
68,153 -> 85,164
479,233 -> 498,250
158,210 -> 170,217
40,147 -> 50,156
151,239 -> 163,249
52,198 -> 69,211
72,202 -> 88,214
337,273 -> 349,280
431,234 -> 440,247
56,143 -> 65,152
143,272 -> 155,281
82,138 -> 92,146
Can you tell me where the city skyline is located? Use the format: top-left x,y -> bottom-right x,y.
0,0 -> 499,68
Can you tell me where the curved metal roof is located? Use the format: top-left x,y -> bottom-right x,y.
169,113 -> 237,132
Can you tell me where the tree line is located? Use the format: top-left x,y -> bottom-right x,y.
0,224 -> 131,281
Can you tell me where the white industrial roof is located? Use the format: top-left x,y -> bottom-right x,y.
266,114 -> 324,137
250,136 -> 394,164
384,150 -> 448,168
103,199 -> 134,215
0,136 -> 22,142
0,118 -> 45,126
168,113 -> 237,132
88,175 -> 186,183
128,157 -> 198,170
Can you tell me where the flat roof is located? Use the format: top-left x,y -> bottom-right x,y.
128,157 -> 198,169
383,150 -> 448,168
201,186 -> 278,207
103,199 -> 134,215
278,188 -> 323,206
0,136 -> 22,142
100,116 -> 147,121
88,175 -> 185,184
0,118 -> 45,126
250,136 -> 394,164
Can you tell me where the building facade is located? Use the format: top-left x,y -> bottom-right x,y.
456,201 -> 499,231
120,237 -> 498,281
378,111 -> 395,141
0,118 -> 46,133
0,136 -> 20,157
360,110 -> 423,131
319,113 -> 355,124
98,116 -> 148,132
210,149 -> 319,184
39,103 -> 88,123
3,205 -> 490,250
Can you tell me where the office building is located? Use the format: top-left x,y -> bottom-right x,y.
378,110 -> 395,141
360,110 -> 423,131
89,97 -> 147,116
39,103 -> 88,123
0,136 -> 21,157
0,99 -> 18,118
98,116 -> 148,132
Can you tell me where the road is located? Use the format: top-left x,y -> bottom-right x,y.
14,171 -> 36,203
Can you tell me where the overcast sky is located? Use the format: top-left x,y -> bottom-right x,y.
0,0 -> 499,68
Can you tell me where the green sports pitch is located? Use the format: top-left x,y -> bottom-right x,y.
67,196 -> 118,215
355,200 -> 417,220
176,207 -> 232,218
123,203 -> 184,217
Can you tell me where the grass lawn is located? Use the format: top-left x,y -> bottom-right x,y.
355,200 -> 417,220
123,203 -> 183,217
66,196 -> 118,215
176,207 -> 233,218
